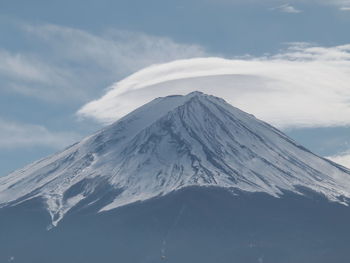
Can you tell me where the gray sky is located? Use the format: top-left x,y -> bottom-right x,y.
1,0 -> 350,175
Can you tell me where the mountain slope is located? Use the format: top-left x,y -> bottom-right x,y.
2,187 -> 350,263
1,91 -> 350,227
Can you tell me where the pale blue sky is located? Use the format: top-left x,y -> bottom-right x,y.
1,0 -> 350,175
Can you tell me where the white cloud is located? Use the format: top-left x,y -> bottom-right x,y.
272,4 -> 302,13
287,0 -> 350,6
0,49 -> 82,101
332,0 -> 350,6
78,43 -> 350,129
211,0 -> 350,7
23,24 -> 206,76
328,153 -> 350,169
0,23 -> 206,102
0,119 -> 80,149
296,0 -> 350,5
0,50 -> 52,83
340,6 -> 350,10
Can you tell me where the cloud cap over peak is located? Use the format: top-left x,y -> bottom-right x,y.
78,44 -> 350,129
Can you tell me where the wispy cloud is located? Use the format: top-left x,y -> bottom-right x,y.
272,4 -> 302,13
0,49 -> 80,101
298,0 -> 350,9
0,23 -> 206,103
23,24 -> 206,75
330,0 -> 350,7
0,118 -> 80,149
328,152 -> 350,169
78,43 -> 350,129
214,0 -> 350,9
0,22 -> 207,152
223,0 -> 350,10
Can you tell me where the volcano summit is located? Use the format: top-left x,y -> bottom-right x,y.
1,92 -> 350,263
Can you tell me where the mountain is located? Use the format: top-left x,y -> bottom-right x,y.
1,91 -> 350,263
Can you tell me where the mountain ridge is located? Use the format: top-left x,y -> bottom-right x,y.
1,91 -> 350,226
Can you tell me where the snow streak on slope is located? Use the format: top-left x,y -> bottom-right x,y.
1,92 -> 350,226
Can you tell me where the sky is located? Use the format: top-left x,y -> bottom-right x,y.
1,0 -> 350,175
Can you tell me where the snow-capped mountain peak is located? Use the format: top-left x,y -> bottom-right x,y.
1,91 -> 350,226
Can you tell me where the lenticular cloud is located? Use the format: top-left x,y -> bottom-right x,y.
78,44 -> 350,129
